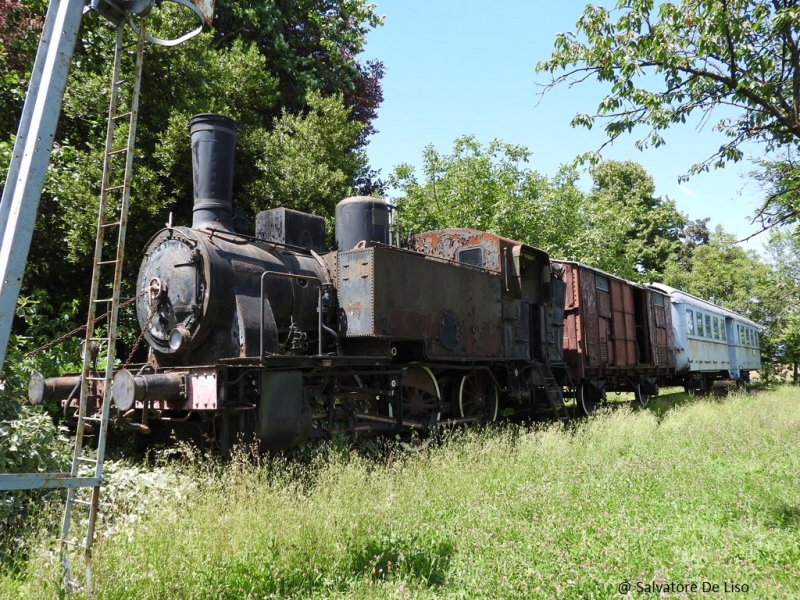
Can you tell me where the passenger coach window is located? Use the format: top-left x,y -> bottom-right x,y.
696,312 -> 704,337
721,324 -> 727,341
713,318 -> 720,340
705,315 -> 712,339
686,309 -> 694,334
738,325 -> 744,343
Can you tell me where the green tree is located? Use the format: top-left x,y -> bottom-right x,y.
250,90 -> 367,218
0,0 -> 384,393
662,228 -> 770,319
0,0 -> 44,134
750,154 -> 800,230
763,226 -> 800,382
389,136 -> 589,259
536,0 -> 800,226
582,160 -> 686,281
675,217 -> 711,272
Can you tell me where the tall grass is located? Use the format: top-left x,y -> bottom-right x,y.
3,387 -> 800,599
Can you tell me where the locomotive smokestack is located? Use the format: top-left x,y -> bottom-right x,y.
190,114 -> 238,230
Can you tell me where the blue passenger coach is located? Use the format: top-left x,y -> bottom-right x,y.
649,284 -> 761,393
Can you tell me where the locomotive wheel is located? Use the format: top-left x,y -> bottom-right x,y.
577,383 -> 603,416
457,371 -> 499,422
399,366 -> 441,427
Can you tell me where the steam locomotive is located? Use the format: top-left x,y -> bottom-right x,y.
30,114 -> 761,451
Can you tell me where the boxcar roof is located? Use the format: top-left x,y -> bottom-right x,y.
552,260 -> 666,295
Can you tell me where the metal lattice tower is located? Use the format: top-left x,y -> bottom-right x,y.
0,1 -> 210,596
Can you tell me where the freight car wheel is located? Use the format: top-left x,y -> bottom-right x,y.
399,366 -> 441,429
577,383 -> 603,416
457,371 -> 499,422
635,383 -> 655,408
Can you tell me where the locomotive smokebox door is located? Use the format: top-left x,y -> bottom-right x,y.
258,371 -> 311,449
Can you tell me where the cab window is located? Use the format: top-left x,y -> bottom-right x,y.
457,247 -> 483,267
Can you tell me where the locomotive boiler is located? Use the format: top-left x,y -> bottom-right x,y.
34,114 -> 573,451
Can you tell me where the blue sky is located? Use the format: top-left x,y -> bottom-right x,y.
361,0 -> 765,249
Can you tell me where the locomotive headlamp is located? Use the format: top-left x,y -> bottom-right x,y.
169,327 -> 191,351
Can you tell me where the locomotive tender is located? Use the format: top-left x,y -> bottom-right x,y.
31,114 -> 761,450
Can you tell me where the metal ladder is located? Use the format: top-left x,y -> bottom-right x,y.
533,362 -> 571,422
60,21 -> 147,594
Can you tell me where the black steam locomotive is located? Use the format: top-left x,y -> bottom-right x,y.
33,114 -> 573,450
33,114 -> 762,450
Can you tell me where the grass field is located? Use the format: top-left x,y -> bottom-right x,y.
2,386 -> 799,599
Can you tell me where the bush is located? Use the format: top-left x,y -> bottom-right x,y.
0,406 -> 71,566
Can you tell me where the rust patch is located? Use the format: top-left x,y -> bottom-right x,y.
410,229 -> 503,271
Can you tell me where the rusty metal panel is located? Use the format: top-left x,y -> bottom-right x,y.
648,290 -> 675,369
378,248 -> 504,358
191,0 -> 215,25
610,279 -> 636,367
336,246 -> 504,358
559,263 -> 584,378
576,266 -> 600,367
410,229 -> 502,271
187,368 -> 218,409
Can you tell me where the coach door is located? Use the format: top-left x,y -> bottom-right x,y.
725,317 -> 740,379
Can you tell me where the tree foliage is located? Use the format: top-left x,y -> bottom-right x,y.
583,160 -> 686,281
389,136 -> 589,259
762,226 -> 800,381
0,1 -> 384,403
750,153 -> 800,229
663,228 -> 771,318
536,0 -> 800,226
390,140 -> 688,281
251,91 -> 367,218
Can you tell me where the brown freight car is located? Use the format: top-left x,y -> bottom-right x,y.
553,261 -> 674,414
